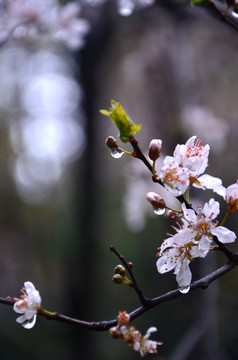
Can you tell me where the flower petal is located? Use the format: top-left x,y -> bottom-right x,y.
182,203 -> 197,223
156,253 -> 176,274
198,236 -> 212,257
203,198 -> 220,220
16,314 -> 27,324
211,226 -> 236,244
175,260 -> 192,288
195,174 -> 226,198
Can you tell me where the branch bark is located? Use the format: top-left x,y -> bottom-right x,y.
1,251 -> 237,331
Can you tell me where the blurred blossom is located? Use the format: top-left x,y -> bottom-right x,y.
181,106 -> 229,153
117,0 -> 154,16
117,0 -> 135,16
0,0 -> 89,50
123,160 -> 162,232
0,46 -> 30,112
10,116 -> 85,162
0,45 -> 86,204
22,73 -> 81,116
11,155 -> 62,203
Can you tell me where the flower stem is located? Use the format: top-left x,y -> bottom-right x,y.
38,307 -> 55,318
220,212 -> 229,227
120,148 -> 134,156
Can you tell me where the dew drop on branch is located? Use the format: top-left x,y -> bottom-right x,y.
179,285 -> 190,294
111,149 -> 124,159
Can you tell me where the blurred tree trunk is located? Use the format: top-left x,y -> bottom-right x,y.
66,4 -> 113,360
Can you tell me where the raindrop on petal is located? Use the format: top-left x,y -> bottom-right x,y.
179,285 -> 190,294
111,149 -> 124,159
22,315 -> 37,329
153,207 -> 165,216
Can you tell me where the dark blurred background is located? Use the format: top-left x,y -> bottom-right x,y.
0,1 -> 237,359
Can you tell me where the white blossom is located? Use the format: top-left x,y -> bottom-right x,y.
182,198 -> 236,246
110,311 -> 162,357
137,327 -> 162,357
13,281 -> 41,329
159,156 -> 190,196
156,228 -> 200,289
173,136 -> 210,177
157,198 -> 236,290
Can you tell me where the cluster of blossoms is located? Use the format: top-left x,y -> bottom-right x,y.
156,198 -> 237,292
0,0 -> 89,50
153,136 -> 225,197
13,281 -> 41,329
109,311 -> 162,357
146,136 -> 238,292
101,102 -> 238,295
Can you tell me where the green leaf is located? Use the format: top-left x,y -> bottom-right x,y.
100,100 -> 141,142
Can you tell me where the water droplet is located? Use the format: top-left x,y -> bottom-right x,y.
179,285 -> 190,294
117,0 -> 135,16
22,315 -> 37,329
232,11 -> 238,18
111,149 -> 123,159
153,207 -> 165,216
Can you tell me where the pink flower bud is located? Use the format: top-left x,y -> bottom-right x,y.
146,192 -> 166,209
148,139 -> 162,161
226,182 -> 238,213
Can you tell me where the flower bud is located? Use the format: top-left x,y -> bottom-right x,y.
226,182 -> 238,213
146,192 -> 166,209
117,311 -> 130,325
105,136 -> 119,150
148,139 -> 162,161
167,210 -> 179,220
114,264 -> 126,277
112,274 -> 124,284
109,326 -> 121,338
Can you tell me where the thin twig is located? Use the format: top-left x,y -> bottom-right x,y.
110,245 -> 151,306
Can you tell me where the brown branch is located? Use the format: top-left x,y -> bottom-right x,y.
1,253 -> 238,331
128,136 -> 154,175
213,236 -> 238,262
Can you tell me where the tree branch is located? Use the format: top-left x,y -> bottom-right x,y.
1,251 -> 237,331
